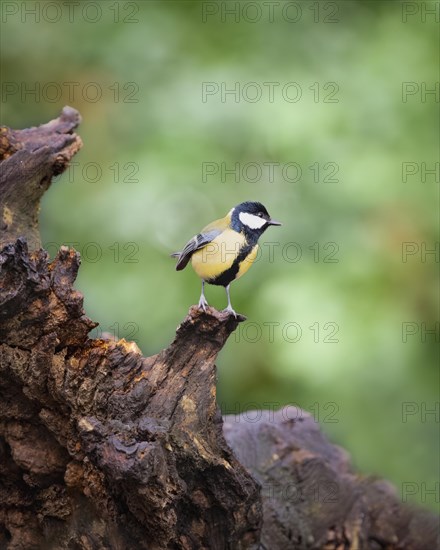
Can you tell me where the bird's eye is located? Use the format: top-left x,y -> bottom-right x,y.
257,212 -> 264,217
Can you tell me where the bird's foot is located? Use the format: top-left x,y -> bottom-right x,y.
222,305 -> 237,318
198,296 -> 209,312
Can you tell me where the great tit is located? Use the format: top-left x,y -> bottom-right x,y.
172,201 -> 281,316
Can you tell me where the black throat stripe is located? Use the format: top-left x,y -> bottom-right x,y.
207,242 -> 254,287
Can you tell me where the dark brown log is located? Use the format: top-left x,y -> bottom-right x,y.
224,409 -> 439,550
0,105 -> 82,252
0,108 -> 438,550
0,238 -> 260,549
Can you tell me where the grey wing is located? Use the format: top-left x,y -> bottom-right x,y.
173,229 -> 221,271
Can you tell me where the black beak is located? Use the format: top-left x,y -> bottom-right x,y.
268,219 -> 282,226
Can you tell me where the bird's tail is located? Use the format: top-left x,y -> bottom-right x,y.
171,251 -> 191,270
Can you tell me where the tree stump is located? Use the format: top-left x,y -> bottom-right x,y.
0,108 -> 438,550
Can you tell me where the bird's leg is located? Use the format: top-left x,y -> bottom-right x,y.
223,284 -> 237,317
198,280 -> 209,312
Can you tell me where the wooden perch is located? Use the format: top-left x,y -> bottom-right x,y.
0,238 -> 260,549
0,108 -> 438,550
0,106 -> 82,252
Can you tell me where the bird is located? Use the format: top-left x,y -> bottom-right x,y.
171,201 -> 281,316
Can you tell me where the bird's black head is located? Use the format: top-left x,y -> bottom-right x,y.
230,201 -> 281,240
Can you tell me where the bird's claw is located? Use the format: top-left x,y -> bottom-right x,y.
223,305 -> 237,318
198,297 -> 209,312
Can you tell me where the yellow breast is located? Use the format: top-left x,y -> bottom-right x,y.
236,244 -> 259,280
191,229 -> 247,281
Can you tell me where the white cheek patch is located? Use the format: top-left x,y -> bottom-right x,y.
239,212 -> 266,229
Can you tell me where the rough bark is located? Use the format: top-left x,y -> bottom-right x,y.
0,106 -> 82,252
0,238 -> 260,550
224,410 -> 439,550
0,108 -> 438,550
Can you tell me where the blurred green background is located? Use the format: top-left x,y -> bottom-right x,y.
2,1 -> 439,511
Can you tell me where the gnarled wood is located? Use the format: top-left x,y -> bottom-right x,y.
0,106 -> 82,252
225,409 -> 439,550
0,238 -> 260,549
